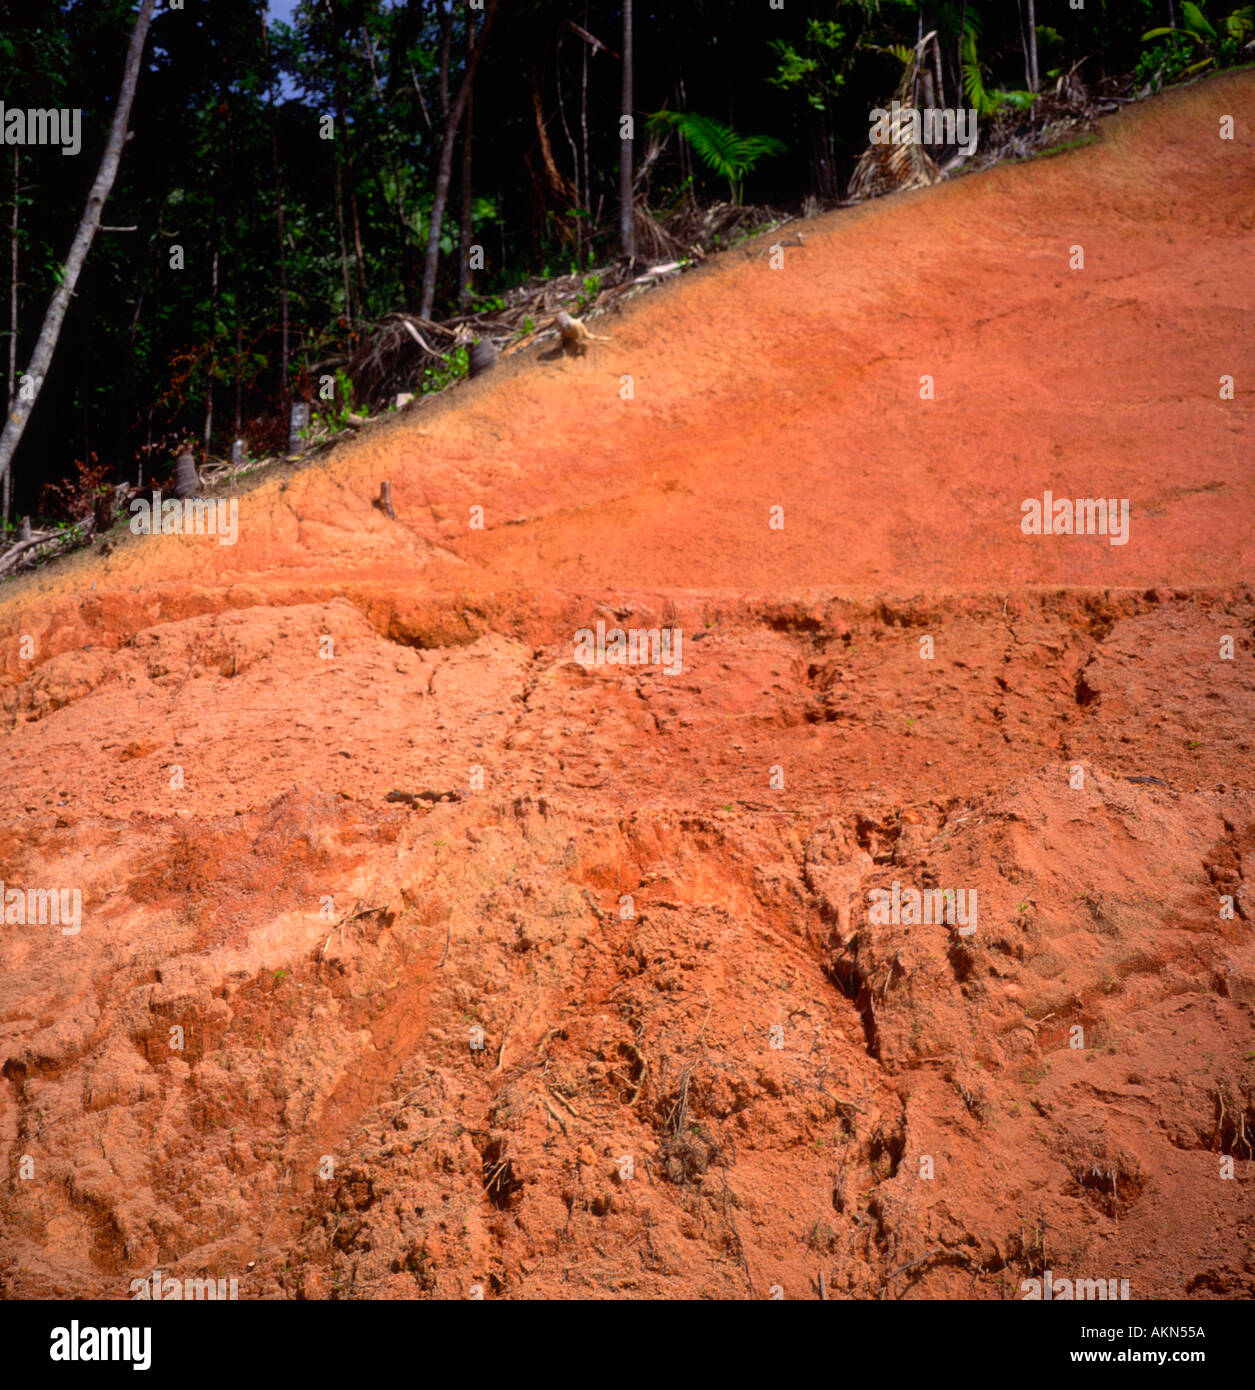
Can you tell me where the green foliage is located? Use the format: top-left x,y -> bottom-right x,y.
1135,34 -> 1195,87
576,273 -> 601,312
315,368 -> 357,433
1141,1 -> 1254,83
422,346 -> 469,395
769,18 -> 848,113
1223,3 -> 1255,37
960,26 -> 999,117
1181,0 -> 1219,37
646,111 -> 786,204
961,26 -> 1037,118
1036,24 -> 1066,77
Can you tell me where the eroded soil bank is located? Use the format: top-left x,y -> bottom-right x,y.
1,73 -> 1252,1299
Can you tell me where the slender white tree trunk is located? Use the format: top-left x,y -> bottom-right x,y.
0,0 -> 156,498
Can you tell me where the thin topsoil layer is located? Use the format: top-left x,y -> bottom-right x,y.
0,73 -> 1253,1300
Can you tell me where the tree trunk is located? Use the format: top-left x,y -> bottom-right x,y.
361,22 -> 413,250
338,88 -> 368,311
232,210 -> 243,439
93,488 -> 113,536
346,157 -> 368,314
333,145 -> 354,323
468,338 -> 497,378
932,30 -> 946,110
1026,0 -> 1039,91
556,35 -> 582,262
5,147 -> 18,525
530,87 -> 577,204
458,10 -> 475,309
261,8 -> 290,403
437,0 -> 452,118
122,270 -> 144,467
957,1 -> 969,113
409,60 -> 434,134
204,245 -> 218,457
80,333 -> 89,469
224,86 -> 242,441
171,451 -> 198,500
6,148 -> 17,407
619,0 -> 634,260
914,11 -> 923,107
1018,0 -> 1039,92
120,192 -> 166,479
315,0 -> 365,315
678,79 -> 691,189
580,9 -> 591,236
418,0 -> 498,321
0,0 -> 156,500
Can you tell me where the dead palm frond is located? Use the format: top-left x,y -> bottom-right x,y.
847,31 -> 943,202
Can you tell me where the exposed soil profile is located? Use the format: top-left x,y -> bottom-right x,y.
0,72 -> 1253,1301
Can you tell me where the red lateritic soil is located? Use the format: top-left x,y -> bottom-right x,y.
0,72 -> 1252,1301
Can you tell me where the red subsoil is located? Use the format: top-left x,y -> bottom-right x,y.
0,73 -> 1252,1300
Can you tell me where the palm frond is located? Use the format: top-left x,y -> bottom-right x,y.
960,28 -> 999,118
1180,1 -> 1218,38
647,110 -> 785,203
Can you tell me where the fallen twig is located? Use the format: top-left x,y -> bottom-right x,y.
541,1097 -> 569,1135
546,1086 -> 581,1119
